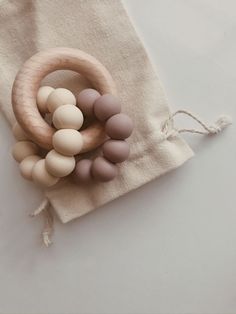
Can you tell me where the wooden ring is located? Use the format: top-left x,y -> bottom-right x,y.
12,47 -> 117,151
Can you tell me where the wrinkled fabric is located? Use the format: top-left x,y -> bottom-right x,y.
0,0 -> 193,223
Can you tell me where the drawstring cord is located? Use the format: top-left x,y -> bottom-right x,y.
31,197 -> 53,247
162,110 -> 232,138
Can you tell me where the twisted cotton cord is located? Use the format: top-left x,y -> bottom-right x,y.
31,197 -> 53,247
163,110 -> 232,137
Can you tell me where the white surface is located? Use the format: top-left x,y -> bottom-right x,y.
0,1 -> 236,313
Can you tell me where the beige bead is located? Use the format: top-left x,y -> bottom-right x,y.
12,123 -> 28,141
52,129 -> 83,156
19,155 -> 41,180
36,86 -> 54,113
45,149 -> 75,177
52,104 -> 84,130
12,141 -> 39,162
47,88 -> 76,113
32,159 -> 59,187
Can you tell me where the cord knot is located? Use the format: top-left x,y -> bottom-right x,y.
207,115 -> 232,134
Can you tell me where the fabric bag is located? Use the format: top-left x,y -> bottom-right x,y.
0,0 -> 231,244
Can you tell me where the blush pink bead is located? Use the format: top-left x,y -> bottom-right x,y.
102,140 -> 130,163
91,157 -> 118,182
77,88 -> 101,116
94,94 -> 121,121
73,159 -> 92,183
105,113 -> 133,139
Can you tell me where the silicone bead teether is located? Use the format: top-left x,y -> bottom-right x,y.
11,48 -> 133,187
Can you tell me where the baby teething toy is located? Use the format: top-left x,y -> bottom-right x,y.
11,47 -> 133,187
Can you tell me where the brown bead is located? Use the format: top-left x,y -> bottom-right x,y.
91,156 -> 118,182
102,140 -> 130,163
105,113 -> 133,139
94,94 -> 121,121
77,89 -> 100,116
73,159 -> 92,183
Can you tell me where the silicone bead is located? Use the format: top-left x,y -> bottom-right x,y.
12,141 -> 39,162
52,104 -> 84,130
105,113 -> 133,139
19,155 -> 41,180
91,156 -> 118,182
47,88 -> 76,113
73,159 -> 92,183
102,140 -> 130,163
36,86 -> 54,113
12,123 -> 28,141
32,159 -> 59,187
52,129 -> 83,156
94,94 -> 121,121
45,150 -> 76,177
77,88 -> 100,116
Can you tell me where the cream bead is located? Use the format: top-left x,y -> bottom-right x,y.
32,159 -> 59,187
12,123 -> 28,141
45,150 -> 75,177
52,129 -> 83,156
36,86 -> 54,113
12,141 -> 39,162
47,88 -> 76,113
19,155 -> 41,180
52,104 -> 84,130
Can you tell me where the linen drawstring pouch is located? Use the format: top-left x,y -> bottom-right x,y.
0,0 -> 231,245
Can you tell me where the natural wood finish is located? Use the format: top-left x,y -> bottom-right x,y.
12,47 -> 117,151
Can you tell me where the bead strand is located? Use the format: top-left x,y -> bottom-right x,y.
12,87 -> 133,187
74,89 -> 133,183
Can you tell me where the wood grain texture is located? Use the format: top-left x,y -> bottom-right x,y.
12,47 -> 117,151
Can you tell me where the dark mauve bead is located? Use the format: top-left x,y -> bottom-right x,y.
102,140 -> 130,163
91,156 -> 118,182
94,94 -> 121,121
73,159 -> 92,183
77,88 -> 100,116
105,113 -> 133,139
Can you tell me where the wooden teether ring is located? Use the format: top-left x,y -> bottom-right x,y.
12,47 -> 117,151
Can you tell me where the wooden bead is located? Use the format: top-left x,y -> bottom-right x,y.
47,88 -> 76,113
73,159 -> 93,183
91,156 -> 118,182
94,94 -> 121,121
19,155 -> 41,180
52,104 -> 84,130
103,140 -> 130,163
32,159 -> 59,187
105,113 -> 133,139
12,141 -> 39,162
77,88 -> 100,116
36,86 -> 54,113
52,129 -> 83,156
45,149 -> 75,177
